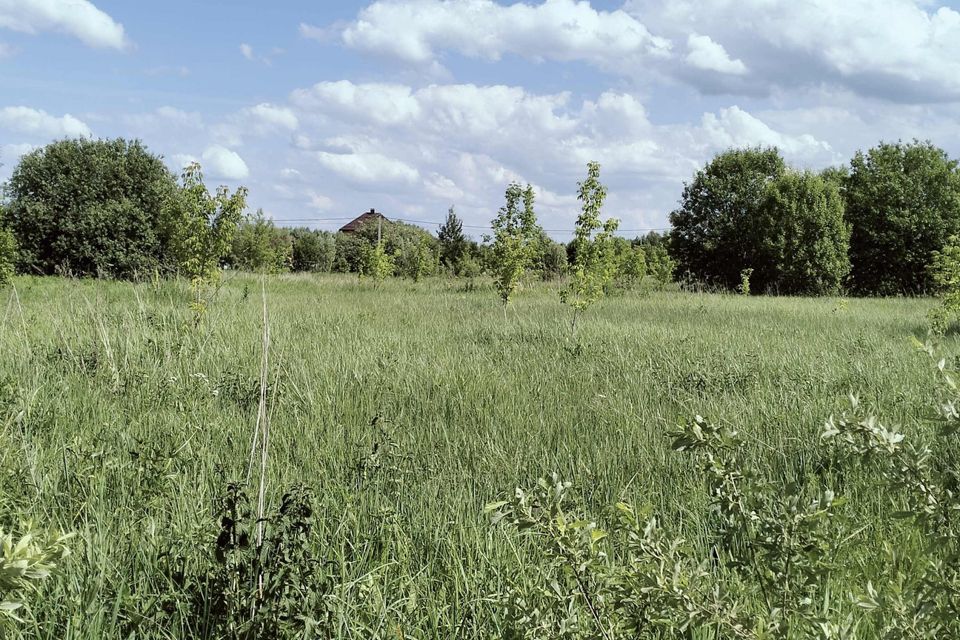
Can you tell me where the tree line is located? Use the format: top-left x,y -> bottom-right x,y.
2,136 -> 959,297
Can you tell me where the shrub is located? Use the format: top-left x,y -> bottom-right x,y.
928,235 -> 960,334
290,229 -> 336,273
3,138 -> 179,278
229,211 -> 292,274
359,241 -> 394,283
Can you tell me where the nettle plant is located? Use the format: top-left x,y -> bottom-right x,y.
490,183 -> 540,311
561,162 -> 620,334
488,344 -> 960,639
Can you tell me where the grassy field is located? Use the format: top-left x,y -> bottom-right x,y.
0,274 -> 952,638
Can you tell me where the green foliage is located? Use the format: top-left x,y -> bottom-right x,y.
1,523 -> 72,628
393,236 -> 437,281
738,268 -> 753,295
561,162 -> 620,328
164,163 -> 248,285
2,138 -> 179,278
535,232 -> 569,281
758,171 -> 850,296
490,183 -> 540,306
616,245 -> 646,288
928,236 -> 960,334
229,210 -> 292,274
359,241 -> 395,282
669,147 -> 787,290
645,245 -> 675,290
0,214 -> 15,285
438,207 -> 469,271
845,140 -> 960,295
289,228 -> 336,273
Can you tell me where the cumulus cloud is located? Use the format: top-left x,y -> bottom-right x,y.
0,106 -> 91,138
633,0 -> 960,100
314,151 -> 420,186
0,0 -> 128,49
201,145 -> 250,180
245,103 -> 298,131
324,0 -> 669,73
686,34 -> 747,75
699,106 -> 835,163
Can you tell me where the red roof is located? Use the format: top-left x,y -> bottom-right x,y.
339,209 -> 389,233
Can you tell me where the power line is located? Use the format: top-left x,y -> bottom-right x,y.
272,215 -> 670,235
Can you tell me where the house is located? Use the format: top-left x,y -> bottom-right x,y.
339,209 -> 389,234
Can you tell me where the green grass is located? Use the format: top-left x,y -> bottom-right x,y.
0,274 -> 951,638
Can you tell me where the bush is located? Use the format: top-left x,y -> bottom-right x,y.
3,138 -> 179,278
229,211 -> 292,274
845,140 -> 960,295
669,147 -> 786,290
0,208 -> 14,286
290,229 -> 336,272
758,171 -> 851,295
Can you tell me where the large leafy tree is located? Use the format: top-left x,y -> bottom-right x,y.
845,140 -> 960,295
3,138 -> 179,278
759,171 -> 850,295
669,147 -> 786,290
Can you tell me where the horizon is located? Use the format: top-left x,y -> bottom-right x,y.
2,0 -> 960,241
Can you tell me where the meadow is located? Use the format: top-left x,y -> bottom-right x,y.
0,273 -> 953,638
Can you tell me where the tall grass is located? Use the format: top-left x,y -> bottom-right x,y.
0,273 -> 951,637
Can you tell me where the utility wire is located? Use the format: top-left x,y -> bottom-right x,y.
273,215 -> 670,234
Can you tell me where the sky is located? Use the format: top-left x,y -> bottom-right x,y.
2,0 -> 960,240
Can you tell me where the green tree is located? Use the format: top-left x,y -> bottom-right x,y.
646,244 -> 675,290
845,140 -> 960,295
359,240 -> 395,283
437,207 -> 468,272
229,210 -> 292,273
561,162 -> 620,331
3,138 -> 179,278
490,183 -> 540,308
290,229 -> 336,272
759,171 -> 851,295
394,236 -> 437,281
164,163 -> 247,285
669,147 -> 786,290
617,245 -> 646,288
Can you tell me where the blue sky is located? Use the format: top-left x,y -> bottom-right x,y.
3,0 -> 960,240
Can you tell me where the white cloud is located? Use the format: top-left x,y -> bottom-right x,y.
0,41 -> 15,58
0,106 -> 91,137
0,0 -> 128,50
292,81 -> 421,126
240,43 -> 254,60
314,151 -> 420,186
306,190 -> 334,211
686,33 -> 747,75
329,0 -> 670,73
700,106 -> 834,162
635,0 -> 960,100
246,103 -> 298,131
201,145 -> 250,180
